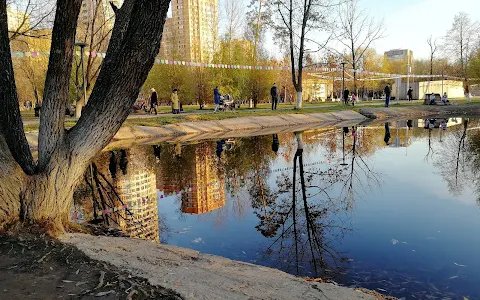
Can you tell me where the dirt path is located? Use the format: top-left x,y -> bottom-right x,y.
0,235 -> 182,300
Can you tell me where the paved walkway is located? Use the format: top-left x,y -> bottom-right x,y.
22,99 -> 416,125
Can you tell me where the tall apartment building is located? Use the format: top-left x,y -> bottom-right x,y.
156,143 -> 226,215
114,152 -> 160,242
160,0 -> 219,62
384,49 -> 414,70
384,49 -> 413,62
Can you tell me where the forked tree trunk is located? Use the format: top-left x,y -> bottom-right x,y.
0,0 -> 172,233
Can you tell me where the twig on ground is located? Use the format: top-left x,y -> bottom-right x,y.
95,271 -> 106,289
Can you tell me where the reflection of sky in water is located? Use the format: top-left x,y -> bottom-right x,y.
155,126 -> 480,299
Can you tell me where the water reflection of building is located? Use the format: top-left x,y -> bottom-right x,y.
115,153 -> 159,242
157,143 -> 226,214
418,118 -> 463,128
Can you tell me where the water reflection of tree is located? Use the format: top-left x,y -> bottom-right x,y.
250,129 -> 383,278
221,136 -> 278,220
435,119 -> 480,205
341,128 -> 381,210
73,146 -> 165,241
434,119 -> 471,195
255,133 -> 345,278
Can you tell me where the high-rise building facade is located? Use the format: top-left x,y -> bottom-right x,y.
384,49 -> 414,67
160,0 -> 219,62
156,143 -> 226,215
116,168 -> 160,242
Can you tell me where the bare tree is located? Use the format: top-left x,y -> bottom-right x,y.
0,0 -> 171,233
443,12 -> 479,80
244,0 -> 271,108
7,0 -> 55,41
334,0 -> 384,94
223,0 -> 245,43
273,0 -> 334,109
427,35 -> 438,77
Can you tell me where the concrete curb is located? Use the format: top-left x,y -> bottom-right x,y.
26,111 -> 367,150
60,234 -> 375,300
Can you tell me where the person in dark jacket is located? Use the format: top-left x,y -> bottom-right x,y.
149,88 -> 158,115
271,83 -> 279,110
384,84 -> 391,107
384,122 -> 391,145
272,134 -> 279,153
343,89 -> 350,105
119,149 -> 128,175
214,86 -> 221,112
407,87 -> 413,101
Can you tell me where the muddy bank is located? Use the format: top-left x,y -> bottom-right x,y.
61,233 -> 378,300
359,103 -> 480,120
0,235 -> 181,300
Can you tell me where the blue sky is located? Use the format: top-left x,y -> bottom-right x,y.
363,0 -> 480,59
219,0 -> 480,60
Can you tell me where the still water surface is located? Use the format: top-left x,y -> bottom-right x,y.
79,118 -> 480,299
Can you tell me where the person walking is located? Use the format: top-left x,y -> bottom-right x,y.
351,92 -> 356,106
384,84 -> 391,107
464,82 -> 471,102
171,89 -> 180,114
214,86 -> 222,112
407,87 -> 413,102
271,83 -> 279,110
149,88 -> 158,115
343,88 -> 350,105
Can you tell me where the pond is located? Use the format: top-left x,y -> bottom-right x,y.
74,117 -> 480,300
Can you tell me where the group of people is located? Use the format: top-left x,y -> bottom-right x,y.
428,92 -> 450,105
149,88 -> 181,115
342,89 -> 357,106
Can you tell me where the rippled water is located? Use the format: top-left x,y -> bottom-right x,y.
76,117 -> 480,299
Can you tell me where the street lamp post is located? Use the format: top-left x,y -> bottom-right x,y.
406,63 -> 411,100
442,71 -> 444,95
340,129 -> 348,166
75,42 -> 89,118
341,62 -> 346,105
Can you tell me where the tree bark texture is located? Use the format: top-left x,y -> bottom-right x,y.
0,0 -> 172,232
0,1 -> 36,175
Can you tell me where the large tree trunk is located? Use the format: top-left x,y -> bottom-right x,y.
296,91 -> 303,109
0,137 -> 24,227
0,0 -> 172,234
20,148 -> 85,231
0,135 -> 86,232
